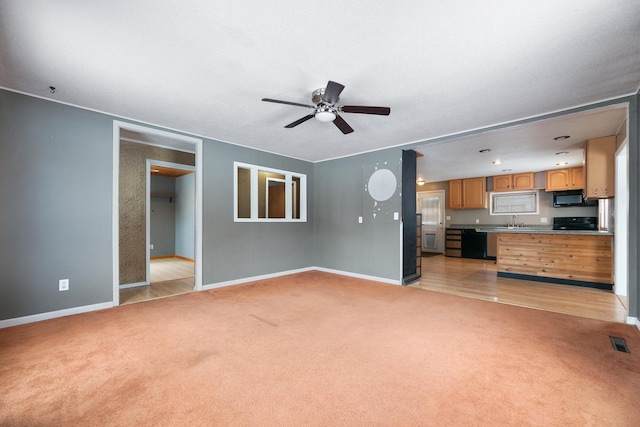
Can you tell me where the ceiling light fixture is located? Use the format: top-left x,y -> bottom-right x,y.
502,169 -> 512,172
315,107 -> 337,122
416,179 -> 426,186
479,149 -> 491,153
555,151 -> 569,155
556,162 -> 569,166
553,135 -> 570,141
492,160 -> 502,165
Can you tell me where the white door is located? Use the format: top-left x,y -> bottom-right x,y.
417,190 -> 445,254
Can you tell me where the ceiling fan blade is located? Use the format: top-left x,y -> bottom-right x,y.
322,81 -> 345,104
262,98 -> 314,109
333,115 -> 354,134
341,105 -> 391,115
284,114 -> 315,128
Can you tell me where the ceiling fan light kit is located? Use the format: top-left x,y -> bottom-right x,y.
315,109 -> 337,122
262,80 -> 390,134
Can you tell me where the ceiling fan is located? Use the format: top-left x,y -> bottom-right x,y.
262,81 -> 390,134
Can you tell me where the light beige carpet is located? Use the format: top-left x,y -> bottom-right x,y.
1,271 -> 639,426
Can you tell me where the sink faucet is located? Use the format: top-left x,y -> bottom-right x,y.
511,215 -> 518,228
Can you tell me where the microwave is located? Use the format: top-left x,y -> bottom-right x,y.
553,190 -> 597,207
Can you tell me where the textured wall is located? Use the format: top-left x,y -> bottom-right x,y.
119,141 -> 194,284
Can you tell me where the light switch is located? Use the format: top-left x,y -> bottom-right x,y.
358,216 -> 363,223
393,212 -> 399,220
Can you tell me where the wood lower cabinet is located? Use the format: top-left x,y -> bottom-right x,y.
584,136 -> 615,198
492,172 -> 534,192
445,229 -> 462,257
449,177 -> 487,209
496,232 -> 613,286
545,167 -> 584,191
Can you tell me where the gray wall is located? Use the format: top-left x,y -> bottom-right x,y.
314,148 -> 403,281
200,140 -> 316,285
0,90 -> 113,319
175,173 -> 195,259
150,175 -> 176,257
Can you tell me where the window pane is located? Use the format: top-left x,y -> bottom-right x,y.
490,191 -> 538,215
237,167 -> 251,218
421,197 -> 441,225
258,171 -> 285,219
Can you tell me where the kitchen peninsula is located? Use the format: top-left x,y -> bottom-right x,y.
447,224 -> 614,290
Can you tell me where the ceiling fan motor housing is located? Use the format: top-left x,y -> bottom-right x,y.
312,88 -> 336,105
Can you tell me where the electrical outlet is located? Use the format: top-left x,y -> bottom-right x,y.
475,219 -> 480,224
59,279 -> 69,291
393,212 -> 399,220
446,216 -> 451,221
358,216 -> 363,224
150,244 -> 154,250
540,217 -> 547,223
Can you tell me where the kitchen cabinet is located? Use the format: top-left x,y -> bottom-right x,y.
492,172 -> 534,192
584,136 -> 615,199
448,180 -> 463,209
445,229 -> 462,257
448,177 -> 487,209
545,167 -> 584,191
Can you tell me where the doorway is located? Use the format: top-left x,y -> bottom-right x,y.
112,121 -> 203,306
417,190 -> 445,254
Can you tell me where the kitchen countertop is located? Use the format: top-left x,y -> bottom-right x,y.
447,224 -> 613,235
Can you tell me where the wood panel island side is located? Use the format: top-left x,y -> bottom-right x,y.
496,232 -> 613,290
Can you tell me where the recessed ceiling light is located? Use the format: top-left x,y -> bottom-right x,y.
555,151 -> 569,155
479,149 -> 491,153
492,160 -> 502,165
553,135 -> 570,140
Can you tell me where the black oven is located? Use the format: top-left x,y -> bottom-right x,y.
552,217 -> 597,230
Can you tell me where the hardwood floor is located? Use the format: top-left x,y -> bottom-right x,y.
120,255 -> 627,323
120,258 -> 194,305
410,254 -> 628,323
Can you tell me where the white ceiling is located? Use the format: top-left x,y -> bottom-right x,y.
1,1 -> 639,178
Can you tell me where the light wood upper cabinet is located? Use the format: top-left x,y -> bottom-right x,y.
545,167 -> 583,191
492,172 -> 534,192
584,136 -> 615,199
463,177 -> 487,209
448,179 -> 463,209
492,175 -> 512,192
571,167 -> 585,189
449,177 -> 486,209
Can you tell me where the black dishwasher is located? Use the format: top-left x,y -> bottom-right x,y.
461,229 -> 487,259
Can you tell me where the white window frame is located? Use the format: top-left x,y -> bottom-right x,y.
489,190 -> 539,216
234,161 -> 307,222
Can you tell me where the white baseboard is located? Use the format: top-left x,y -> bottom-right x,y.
202,266 -> 400,290
119,281 -> 148,290
0,302 -> 113,329
203,267 -> 315,290
312,267 -> 401,285
627,316 -> 640,331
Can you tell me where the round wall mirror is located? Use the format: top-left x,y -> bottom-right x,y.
367,168 -> 397,202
